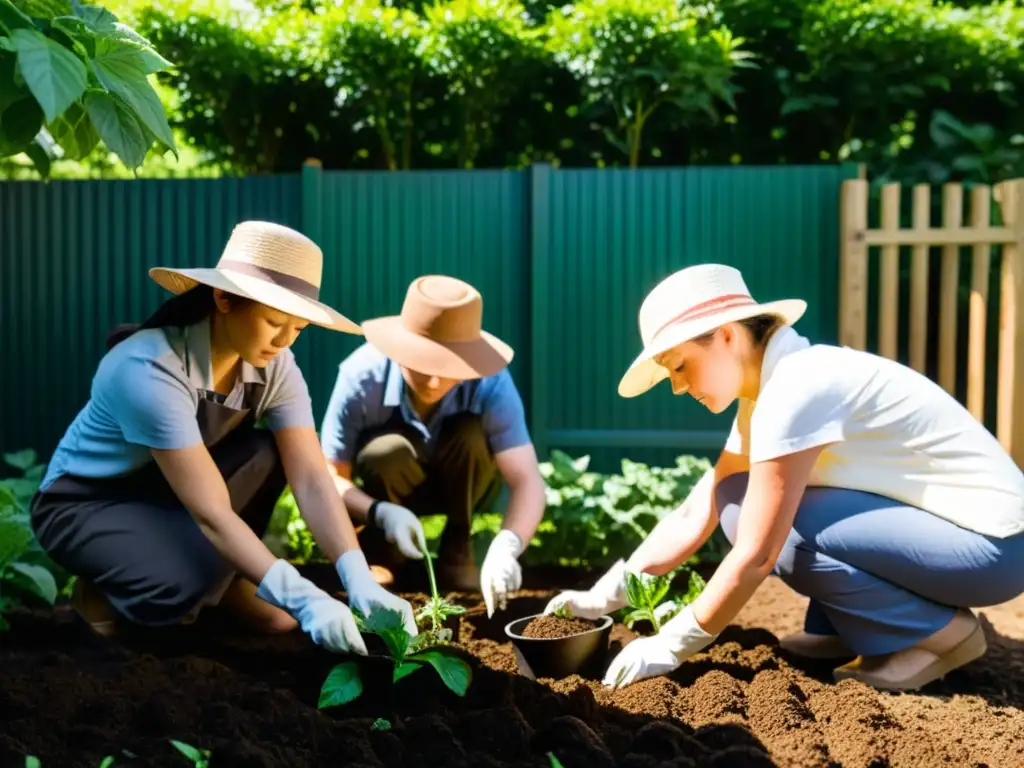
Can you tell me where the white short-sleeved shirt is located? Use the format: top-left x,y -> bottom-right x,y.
724,327 -> 1024,538
41,316 -> 314,490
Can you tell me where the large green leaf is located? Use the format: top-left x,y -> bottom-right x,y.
4,449 -> 37,471
0,95 -> 44,156
90,40 -> 175,155
0,517 -> 32,569
406,650 -> 471,696
318,661 -> 363,709
47,98 -> 98,158
8,562 -> 57,604
71,0 -> 114,31
11,28 -> 87,122
0,0 -> 33,32
92,36 -> 171,76
83,88 -> 147,168
393,660 -> 422,683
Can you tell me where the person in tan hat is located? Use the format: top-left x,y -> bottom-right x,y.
320,275 -> 546,617
545,263 -> 1024,693
30,220 -> 417,653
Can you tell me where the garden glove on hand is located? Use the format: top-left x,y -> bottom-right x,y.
336,549 -> 418,636
481,529 -> 523,618
256,559 -> 367,655
373,501 -> 427,560
602,605 -> 716,689
543,558 -> 628,620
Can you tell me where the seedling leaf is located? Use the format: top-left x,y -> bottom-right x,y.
318,661 -> 363,709
407,650 -> 472,696
25,757 -> 42,768
3,449 -> 37,470
393,660 -> 422,683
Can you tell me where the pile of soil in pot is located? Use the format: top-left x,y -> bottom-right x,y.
3,577 -> 1024,767
521,615 -> 599,639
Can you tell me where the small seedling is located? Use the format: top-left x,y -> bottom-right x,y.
623,567 -> 706,634
548,753 -> 566,767
414,543 -> 465,644
25,752 -> 133,767
318,607 -> 472,710
371,717 -> 392,731
170,741 -> 210,767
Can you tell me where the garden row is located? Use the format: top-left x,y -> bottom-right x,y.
0,446 -> 721,630
116,0 -> 1024,183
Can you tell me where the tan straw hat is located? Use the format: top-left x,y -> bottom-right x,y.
618,263 -> 806,398
361,275 -> 514,379
148,220 -> 361,333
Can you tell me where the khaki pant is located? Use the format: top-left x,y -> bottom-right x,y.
354,412 -> 500,589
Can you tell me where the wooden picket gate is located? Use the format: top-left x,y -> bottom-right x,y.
839,177 -> 1024,466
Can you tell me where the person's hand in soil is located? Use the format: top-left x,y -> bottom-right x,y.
373,501 -> 427,560
256,559 -> 368,654
481,529 -> 524,617
603,605 -> 716,688
543,559 -> 629,620
336,549 -> 418,635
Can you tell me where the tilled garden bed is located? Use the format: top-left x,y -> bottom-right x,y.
2,575 -> 1024,767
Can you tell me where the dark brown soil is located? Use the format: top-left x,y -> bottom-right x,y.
2,574 -> 1024,767
521,614 -> 599,639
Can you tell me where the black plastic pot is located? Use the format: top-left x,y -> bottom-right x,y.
504,614 -> 614,681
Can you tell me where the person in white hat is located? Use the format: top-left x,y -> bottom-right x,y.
30,220 -> 417,653
546,263 -> 1024,692
320,275 -> 547,618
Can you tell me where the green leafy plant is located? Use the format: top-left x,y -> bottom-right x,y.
169,740 -> 210,767
0,0 -> 178,176
318,606 -> 472,710
623,567 -> 706,633
415,542 -> 466,642
1,449 -> 70,630
546,0 -> 750,166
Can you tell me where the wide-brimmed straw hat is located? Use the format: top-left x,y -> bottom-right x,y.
618,263 -> 806,398
149,220 -> 361,333
361,275 -> 513,379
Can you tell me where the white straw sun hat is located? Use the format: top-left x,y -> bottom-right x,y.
618,264 -> 807,398
149,220 -> 361,333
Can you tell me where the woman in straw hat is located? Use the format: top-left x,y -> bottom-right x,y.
31,221 -> 416,652
546,263 -> 1024,692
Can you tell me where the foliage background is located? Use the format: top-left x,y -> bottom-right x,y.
4,0 -> 1021,185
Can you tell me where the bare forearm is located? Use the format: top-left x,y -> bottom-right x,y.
626,468 -> 717,576
294,475 -> 361,563
330,471 -> 377,525
502,476 -> 546,545
690,548 -> 769,635
192,507 -> 279,585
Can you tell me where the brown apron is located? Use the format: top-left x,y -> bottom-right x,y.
31,329 -> 286,627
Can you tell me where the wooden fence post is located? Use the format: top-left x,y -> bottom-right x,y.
529,163 -> 552,461
995,179 -> 1024,466
939,184 -> 963,395
839,179 -> 869,350
967,186 -> 992,422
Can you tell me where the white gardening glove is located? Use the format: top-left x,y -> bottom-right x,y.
481,529 -> 523,618
543,558 -> 628,620
602,605 -> 716,689
256,559 -> 367,655
335,549 -> 418,636
373,501 -> 427,560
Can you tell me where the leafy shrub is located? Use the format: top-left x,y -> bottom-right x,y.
0,0 -> 177,176
546,0 -> 750,166
316,0 -> 430,170
421,0 -> 544,168
1,450 -> 72,628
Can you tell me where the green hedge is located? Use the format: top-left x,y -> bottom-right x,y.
112,0 -> 1024,182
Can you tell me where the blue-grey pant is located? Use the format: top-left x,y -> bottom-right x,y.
716,472 -> 1024,656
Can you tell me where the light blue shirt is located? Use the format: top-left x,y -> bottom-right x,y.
41,316 -> 314,490
320,342 -> 531,464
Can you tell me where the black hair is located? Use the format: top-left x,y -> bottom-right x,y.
693,313 -> 783,349
105,285 -> 250,350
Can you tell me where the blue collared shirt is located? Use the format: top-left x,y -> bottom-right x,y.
319,342 -> 531,464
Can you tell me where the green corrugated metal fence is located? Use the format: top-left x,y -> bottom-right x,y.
1,163 -> 858,470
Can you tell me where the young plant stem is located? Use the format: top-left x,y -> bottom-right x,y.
421,543 -> 441,631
